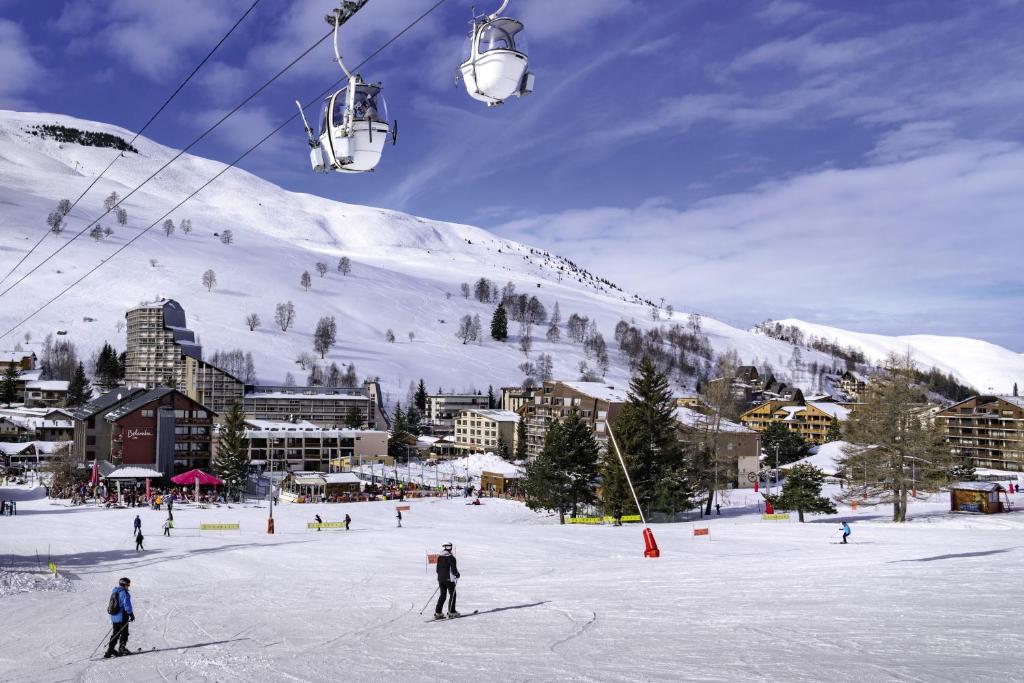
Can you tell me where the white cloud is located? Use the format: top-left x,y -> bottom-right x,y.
729,33 -> 885,74
515,0 -> 638,41
495,139 -> 1024,343
0,19 -> 45,107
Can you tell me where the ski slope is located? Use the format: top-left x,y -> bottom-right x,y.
0,109 -> 1018,400
2,484 -> 1024,681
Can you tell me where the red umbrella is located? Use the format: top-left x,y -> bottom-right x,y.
170,469 -> 223,486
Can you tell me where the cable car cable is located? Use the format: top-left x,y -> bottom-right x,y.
0,0 -> 262,289
0,0 -> 448,341
0,8 -> 334,304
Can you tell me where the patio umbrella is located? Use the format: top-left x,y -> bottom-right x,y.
171,469 -> 223,502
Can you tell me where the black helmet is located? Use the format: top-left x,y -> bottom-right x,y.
118,577 -> 131,587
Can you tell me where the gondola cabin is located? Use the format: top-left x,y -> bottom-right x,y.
310,80 -> 390,173
459,16 -> 534,106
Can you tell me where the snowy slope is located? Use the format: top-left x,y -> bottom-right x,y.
776,319 -> 1024,395
0,109 -> 1016,402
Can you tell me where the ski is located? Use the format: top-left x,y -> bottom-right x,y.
427,610 -> 478,622
93,647 -> 155,661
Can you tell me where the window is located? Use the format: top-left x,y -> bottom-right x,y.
86,435 -> 96,446
141,409 -> 153,418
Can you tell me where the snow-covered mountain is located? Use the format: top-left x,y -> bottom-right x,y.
0,110 -> 1019,402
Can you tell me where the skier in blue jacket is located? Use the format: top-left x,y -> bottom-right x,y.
841,521 -> 851,544
105,577 -> 136,658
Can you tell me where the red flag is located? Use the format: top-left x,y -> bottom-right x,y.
90,458 -> 99,487
145,477 -> 151,499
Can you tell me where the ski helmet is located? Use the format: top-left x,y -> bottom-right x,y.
442,542 -> 452,550
118,577 -> 131,587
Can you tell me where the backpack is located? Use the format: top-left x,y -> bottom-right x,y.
106,590 -> 121,615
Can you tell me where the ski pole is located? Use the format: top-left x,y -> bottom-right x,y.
418,586 -> 440,615
90,626 -> 114,659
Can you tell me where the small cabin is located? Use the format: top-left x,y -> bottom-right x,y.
480,470 -> 521,496
949,482 -> 1010,514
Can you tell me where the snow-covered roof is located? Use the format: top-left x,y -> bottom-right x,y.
0,351 -> 34,363
18,369 -> 43,382
673,407 -> 751,433
106,466 -> 163,479
244,391 -> 367,400
290,474 -> 326,486
808,402 -> 851,420
0,442 -> 34,455
558,382 -> 629,403
779,406 -> 804,421
950,481 -> 1005,492
244,419 -> 321,431
244,427 -> 385,439
25,380 -> 69,391
322,473 -> 361,484
462,409 -> 520,423
998,395 -> 1024,409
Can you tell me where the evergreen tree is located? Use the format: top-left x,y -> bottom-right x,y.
523,412 -> 600,522
825,417 -> 842,443
762,422 -> 811,466
214,402 -> 250,502
65,362 -> 89,407
487,385 -> 496,409
345,405 -> 363,428
610,358 -> 685,517
515,417 -> 528,460
95,342 -> 121,389
1015,382 -> 1019,397
949,461 -> 977,482
491,302 -> 509,341
2,363 -> 20,405
496,434 -> 510,460
523,423 -> 567,521
770,463 -> 836,522
388,403 -> 414,459
414,379 -> 427,412
405,405 -> 422,436
599,446 -> 631,524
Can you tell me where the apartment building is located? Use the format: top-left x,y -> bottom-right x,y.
24,380 -> 69,408
72,387 -> 145,462
123,299 -> 243,417
674,406 -> 762,488
425,393 -> 489,435
500,386 -> 534,414
525,381 -> 628,458
238,419 -> 388,472
242,382 -> 387,430
938,395 -> 1024,472
740,399 -> 851,446
453,409 -> 520,454
0,351 -> 36,373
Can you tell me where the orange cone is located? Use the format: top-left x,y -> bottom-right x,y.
643,527 -> 660,558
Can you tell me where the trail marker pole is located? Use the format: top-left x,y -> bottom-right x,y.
606,421 -> 660,558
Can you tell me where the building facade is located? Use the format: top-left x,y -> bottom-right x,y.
453,409 -> 519,454
525,381 -> 629,458
242,382 -> 387,430
105,387 -> 215,478
674,406 -> 762,488
500,386 -> 534,414
24,380 -> 69,408
0,351 -> 36,373
72,388 -> 145,462
238,419 -> 388,472
740,399 -> 851,446
425,393 -> 490,435
123,299 -> 243,417
938,395 -> 1024,472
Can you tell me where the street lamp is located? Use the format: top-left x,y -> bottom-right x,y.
267,435 -> 276,534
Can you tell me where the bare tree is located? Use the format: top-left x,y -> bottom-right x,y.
103,191 -> 120,212
163,219 -> 175,237
295,351 -> 317,370
275,301 -> 296,332
470,314 -> 482,344
456,315 -> 474,344
315,261 -> 328,278
245,313 -> 261,331
536,353 -> 554,382
314,316 -> 338,358
300,271 -> 312,291
385,329 -> 396,343
284,372 -> 296,387
103,226 -> 113,238
519,325 -> 533,355
460,282 -> 470,299
180,218 -> 192,234
89,225 -> 104,241
337,256 -> 351,275
202,269 -> 217,291
46,211 -> 64,234
116,208 -> 128,226
220,229 -> 233,245
57,199 -> 71,216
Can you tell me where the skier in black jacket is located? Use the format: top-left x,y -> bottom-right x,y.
434,542 -> 461,619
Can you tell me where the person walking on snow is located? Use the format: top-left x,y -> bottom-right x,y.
314,514 -> 322,531
162,519 -> 171,537
104,577 -> 135,658
841,521 -> 851,544
396,509 -> 402,528
135,529 -> 145,551
434,542 -> 461,619
133,515 -> 141,534
344,513 -> 351,530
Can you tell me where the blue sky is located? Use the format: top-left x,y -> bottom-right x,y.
2,0 -> 1023,350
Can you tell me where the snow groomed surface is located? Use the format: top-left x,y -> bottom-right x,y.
2,484 -> 1024,681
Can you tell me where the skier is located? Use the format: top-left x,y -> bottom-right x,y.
433,542 -> 461,619
840,521 -> 851,544
104,577 -> 135,658
396,509 -> 402,528
314,514 -> 323,531
135,529 -> 145,551
344,513 -> 351,530
133,515 -> 141,534
162,519 -> 171,537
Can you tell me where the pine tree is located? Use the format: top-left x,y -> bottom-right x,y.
491,303 -> 509,341
522,412 -> 599,522
496,434 -> 510,460
825,417 -> 842,443
515,417 -> 528,460
388,403 -> 414,459
1015,382 -> 1019,397
611,358 -> 685,517
487,385 -> 496,409
214,402 -> 250,502
345,405 -> 363,428
414,379 -> 427,412
771,463 -> 836,522
2,363 -> 20,405
65,362 -> 89,407
763,422 -> 810,466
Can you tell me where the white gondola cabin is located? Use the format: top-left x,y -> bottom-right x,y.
459,1 -> 534,106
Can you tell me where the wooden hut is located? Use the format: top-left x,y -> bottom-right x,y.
480,470 -> 521,496
949,482 -> 1009,514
